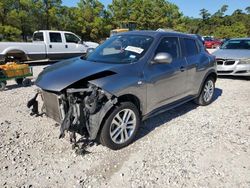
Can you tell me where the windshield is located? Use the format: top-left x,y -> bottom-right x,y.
86,35 -> 154,64
220,39 -> 250,50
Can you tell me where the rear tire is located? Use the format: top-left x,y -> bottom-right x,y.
0,81 -> 7,91
194,77 -> 215,106
99,102 -> 140,150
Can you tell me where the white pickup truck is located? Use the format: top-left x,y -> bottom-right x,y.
0,30 -> 99,63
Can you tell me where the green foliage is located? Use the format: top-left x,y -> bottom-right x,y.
185,5 -> 249,38
0,25 -> 22,41
213,22 -> 247,38
200,8 -> 211,20
109,0 -> 182,30
76,0 -> 111,41
0,1 -> 249,41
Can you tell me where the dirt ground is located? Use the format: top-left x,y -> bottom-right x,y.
0,65 -> 249,188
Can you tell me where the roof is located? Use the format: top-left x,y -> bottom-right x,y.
119,30 -> 196,39
35,30 -> 74,33
230,38 -> 250,40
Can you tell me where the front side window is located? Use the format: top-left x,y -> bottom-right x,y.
65,33 -> 80,43
49,32 -> 62,43
33,32 -> 44,41
86,35 -> 154,64
155,37 -> 180,59
183,38 -> 199,57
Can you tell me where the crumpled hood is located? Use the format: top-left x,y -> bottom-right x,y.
212,49 -> 250,59
36,57 -> 123,92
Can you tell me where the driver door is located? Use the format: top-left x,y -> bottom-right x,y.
64,33 -> 87,58
144,36 -> 188,113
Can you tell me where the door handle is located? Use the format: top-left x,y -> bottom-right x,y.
180,66 -> 185,72
49,45 -> 52,48
65,45 -> 68,48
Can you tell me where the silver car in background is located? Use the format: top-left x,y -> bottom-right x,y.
212,38 -> 250,78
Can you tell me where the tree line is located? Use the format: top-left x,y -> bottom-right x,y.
0,0 -> 249,42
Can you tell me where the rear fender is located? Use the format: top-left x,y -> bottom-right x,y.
2,47 -> 28,61
197,70 -> 217,96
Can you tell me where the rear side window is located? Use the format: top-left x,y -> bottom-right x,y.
183,38 -> 199,57
49,32 -> 62,43
155,37 -> 180,59
33,32 -> 44,41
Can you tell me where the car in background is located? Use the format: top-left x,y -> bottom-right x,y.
0,30 -> 99,63
203,36 -> 222,49
212,38 -> 250,78
221,38 -> 230,45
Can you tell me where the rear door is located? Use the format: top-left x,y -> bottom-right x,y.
145,36 -> 188,113
47,32 -> 66,60
31,32 -> 47,60
181,38 -> 207,95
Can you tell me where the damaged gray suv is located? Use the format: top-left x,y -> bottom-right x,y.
29,31 -> 217,150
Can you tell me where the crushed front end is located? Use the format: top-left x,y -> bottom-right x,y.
28,83 -> 117,143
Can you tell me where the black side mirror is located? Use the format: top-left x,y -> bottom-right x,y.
152,52 -> 172,64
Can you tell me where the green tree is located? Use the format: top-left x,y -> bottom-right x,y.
109,0 -> 182,30
76,0 -> 109,41
213,5 -> 228,17
214,22 -> 247,38
246,7 -> 250,14
0,0 -> 249,42
199,8 -> 210,20
42,0 -> 62,29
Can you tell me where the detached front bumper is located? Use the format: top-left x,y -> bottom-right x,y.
216,59 -> 250,76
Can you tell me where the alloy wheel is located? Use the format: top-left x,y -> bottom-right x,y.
109,109 -> 136,144
203,80 -> 214,102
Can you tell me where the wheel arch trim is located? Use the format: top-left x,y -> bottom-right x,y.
197,70 -> 217,96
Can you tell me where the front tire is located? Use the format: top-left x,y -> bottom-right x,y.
195,77 -> 215,106
15,78 -> 23,85
22,78 -> 31,87
99,102 -> 140,150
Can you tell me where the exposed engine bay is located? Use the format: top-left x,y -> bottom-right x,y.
27,83 -> 117,147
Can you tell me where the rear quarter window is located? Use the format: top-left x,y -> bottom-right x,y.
33,32 -> 44,42
182,38 -> 199,57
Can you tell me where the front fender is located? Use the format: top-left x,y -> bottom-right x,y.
89,73 -> 147,115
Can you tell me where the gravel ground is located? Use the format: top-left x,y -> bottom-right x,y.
0,65 -> 250,188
